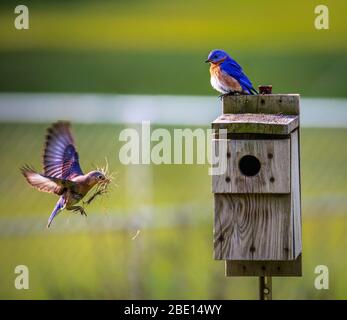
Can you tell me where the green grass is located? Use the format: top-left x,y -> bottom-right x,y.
1,216 -> 347,299
0,123 -> 347,299
1,0 -> 346,52
0,1 -> 347,96
0,50 -> 346,97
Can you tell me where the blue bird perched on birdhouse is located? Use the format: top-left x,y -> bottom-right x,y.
205,49 -> 258,96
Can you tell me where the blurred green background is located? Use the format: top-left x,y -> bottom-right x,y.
0,0 -> 346,96
0,0 -> 347,299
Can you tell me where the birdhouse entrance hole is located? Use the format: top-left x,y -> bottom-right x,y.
238,155 -> 261,177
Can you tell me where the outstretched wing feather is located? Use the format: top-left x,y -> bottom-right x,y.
43,122 -> 83,179
21,166 -> 75,195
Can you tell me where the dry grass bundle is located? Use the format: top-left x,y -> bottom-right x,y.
84,158 -> 116,205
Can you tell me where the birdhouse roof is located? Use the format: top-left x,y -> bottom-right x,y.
212,94 -> 300,134
212,113 -> 299,135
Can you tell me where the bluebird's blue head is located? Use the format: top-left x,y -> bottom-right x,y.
205,49 -> 230,64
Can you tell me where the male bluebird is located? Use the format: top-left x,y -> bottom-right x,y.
21,121 -> 109,228
205,49 -> 257,96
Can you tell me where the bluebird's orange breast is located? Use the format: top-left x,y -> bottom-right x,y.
209,64 -> 242,93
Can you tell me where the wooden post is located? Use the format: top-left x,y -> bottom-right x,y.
259,276 -> 272,300
211,87 -> 302,300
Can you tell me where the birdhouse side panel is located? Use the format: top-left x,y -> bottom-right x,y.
291,130 -> 302,258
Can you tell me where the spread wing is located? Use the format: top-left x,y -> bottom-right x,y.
44,121 -> 83,179
21,165 -> 75,195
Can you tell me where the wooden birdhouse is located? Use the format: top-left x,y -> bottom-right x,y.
212,93 -> 302,277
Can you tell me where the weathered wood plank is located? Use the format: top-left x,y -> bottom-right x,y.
214,193 -> 253,260
212,113 -> 299,135
214,194 -> 293,260
291,130 -> 302,258
212,138 -> 290,194
223,94 -> 300,115
225,254 -> 302,277
252,194 -> 292,260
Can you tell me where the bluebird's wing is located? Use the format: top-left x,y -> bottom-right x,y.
21,165 -> 75,195
44,121 -> 83,179
221,58 -> 258,94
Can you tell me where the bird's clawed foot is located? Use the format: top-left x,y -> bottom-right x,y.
70,206 -> 87,217
218,91 -> 241,100
84,188 -> 108,205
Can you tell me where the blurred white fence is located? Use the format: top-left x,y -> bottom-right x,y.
0,93 -> 347,127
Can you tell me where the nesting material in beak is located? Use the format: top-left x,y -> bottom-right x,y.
84,159 -> 114,205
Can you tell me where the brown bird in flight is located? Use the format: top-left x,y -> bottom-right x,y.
21,121 -> 109,228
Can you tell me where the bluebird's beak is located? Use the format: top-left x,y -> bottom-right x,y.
205,59 -> 211,63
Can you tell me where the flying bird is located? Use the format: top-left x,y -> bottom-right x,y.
205,49 -> 257,96
21,121 -> 109,228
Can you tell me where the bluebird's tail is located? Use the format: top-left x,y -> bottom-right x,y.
250,87 -> 258,95
47,197 -> 65,228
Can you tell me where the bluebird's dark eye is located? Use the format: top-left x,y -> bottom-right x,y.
98,175 -> 104,180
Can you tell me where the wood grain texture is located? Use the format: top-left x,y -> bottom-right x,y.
225,254 -> 302,277
214,194 -> 293,260
291,130 -> 302,258
212,138 -> 290,194
214,193 -> 253,260
212,113 -> 299,135
223,94 -> 300,115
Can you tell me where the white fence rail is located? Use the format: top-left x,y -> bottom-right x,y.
0,93 -> 346,127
